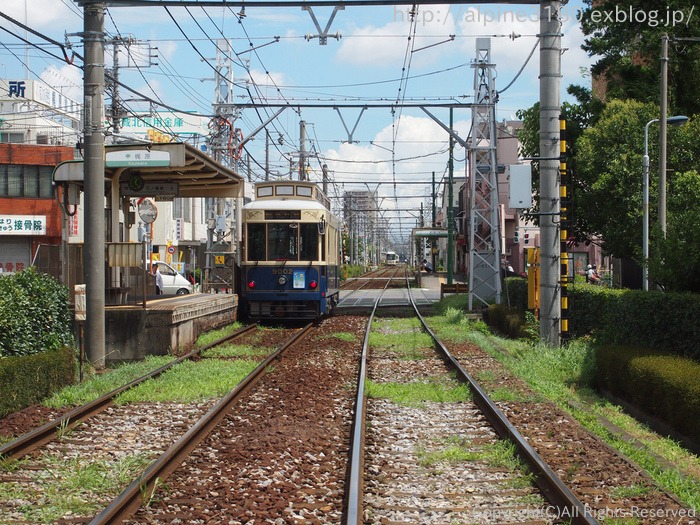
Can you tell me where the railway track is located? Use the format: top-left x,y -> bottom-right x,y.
345,275 -> 595,525
0,324 -> 303,523
0,269 -> 696,524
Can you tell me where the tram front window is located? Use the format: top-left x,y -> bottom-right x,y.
299,223 -> 319,261
269,223 -> 298,260
247,224 -> 266,261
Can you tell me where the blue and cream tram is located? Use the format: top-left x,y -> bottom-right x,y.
240,181 -> 341,319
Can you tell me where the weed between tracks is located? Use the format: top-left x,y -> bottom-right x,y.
0,452 -> 154,523
424,300 -> 700,512
193,322 -> 244,347
366,379 -> 471,406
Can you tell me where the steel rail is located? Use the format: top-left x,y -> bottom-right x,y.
0,324 -> 256,461
344,275 -> 391,525
89,322 -> 314,525
405,283 -> 599,525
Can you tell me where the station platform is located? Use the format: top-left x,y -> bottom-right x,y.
104,293 -> 237,364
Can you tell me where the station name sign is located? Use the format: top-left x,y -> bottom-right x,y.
106,150 -> 170,168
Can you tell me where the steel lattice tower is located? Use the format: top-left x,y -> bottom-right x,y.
468,38 -> 502,310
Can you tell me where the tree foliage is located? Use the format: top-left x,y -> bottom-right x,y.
518,96 -> 700,292
575,99 -> 700,291
515,85 -> 604,243
580,0 -> 700,116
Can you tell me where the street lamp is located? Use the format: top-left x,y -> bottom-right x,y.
642,115 -> 688,291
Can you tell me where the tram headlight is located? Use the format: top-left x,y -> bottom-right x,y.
309,280 -> 318,290
247,280 -> 255,289
278,276 -> 287,285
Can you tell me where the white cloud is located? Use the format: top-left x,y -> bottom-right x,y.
1,0 -> 79,32
322,113 -> 470,225
336,4 -> 457,68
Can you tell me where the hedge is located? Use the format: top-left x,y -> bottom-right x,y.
0,268 -> 74,357
0,346 -> 75,418
595,345 -> 700,441
0,269 -> 77,417
568,286 -> 700,361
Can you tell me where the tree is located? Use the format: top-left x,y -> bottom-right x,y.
580,0 -> 700,116
648,170 -> 700,292
515,85 -> 603,244
575,99 -> 700,291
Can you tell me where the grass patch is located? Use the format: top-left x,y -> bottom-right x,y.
366,378 -> 471,406
194,322 -> 244,347
202,343 -> 268,359
317,331 -> 356,343
43,356 -> 174,408
1,452 -> 154,523
370,317 -> 434,359
417,438 -> 534,487
609,484 -> 651,499
426,308 -> 491,344
488,386 -> 530,403
115,359 -> 258,404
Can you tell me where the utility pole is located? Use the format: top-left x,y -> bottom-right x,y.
106,35 -> 156,136
539,1 -> 562,346
265,130 -> 270,180
110,37 -> 121,134
659,33 -> 669,236
299,120 -> 306,180
322,163 -> 329,197
82,1 -> 106,368
447,108 -> 454,285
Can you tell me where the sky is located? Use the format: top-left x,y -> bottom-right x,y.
0,0 -> 595,246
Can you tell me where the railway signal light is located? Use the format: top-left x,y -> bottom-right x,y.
524,232 -> 530,245
514,229 -> 520,244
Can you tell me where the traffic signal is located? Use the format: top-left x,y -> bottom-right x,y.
524,232 -> 530,245
514,229 -> 520,244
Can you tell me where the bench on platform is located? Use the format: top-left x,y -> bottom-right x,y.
440,282 -> 468,299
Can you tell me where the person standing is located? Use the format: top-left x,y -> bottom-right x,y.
153,264 -> 164,295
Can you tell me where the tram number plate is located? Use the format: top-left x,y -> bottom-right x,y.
293,270 -> 305,289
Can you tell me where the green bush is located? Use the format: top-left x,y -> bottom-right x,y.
484,303 -> 535,340
0,346 -> 75,418
568,286 -> 700,361
502,277 -> 528,310
595,345 -> 700,440
0,268 -> 74,357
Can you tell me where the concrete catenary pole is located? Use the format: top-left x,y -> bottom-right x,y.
82,1 -> 106,368
539,1 -> 562,346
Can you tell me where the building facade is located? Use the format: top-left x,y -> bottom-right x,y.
0,143 -> 74,275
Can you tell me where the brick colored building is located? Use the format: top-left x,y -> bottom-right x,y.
0,143 -> 74,274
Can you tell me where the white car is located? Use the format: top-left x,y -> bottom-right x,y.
150,261 -> 193,296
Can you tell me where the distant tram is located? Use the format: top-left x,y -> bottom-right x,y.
384,251 -> 399,266
240,181 -> 341,320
